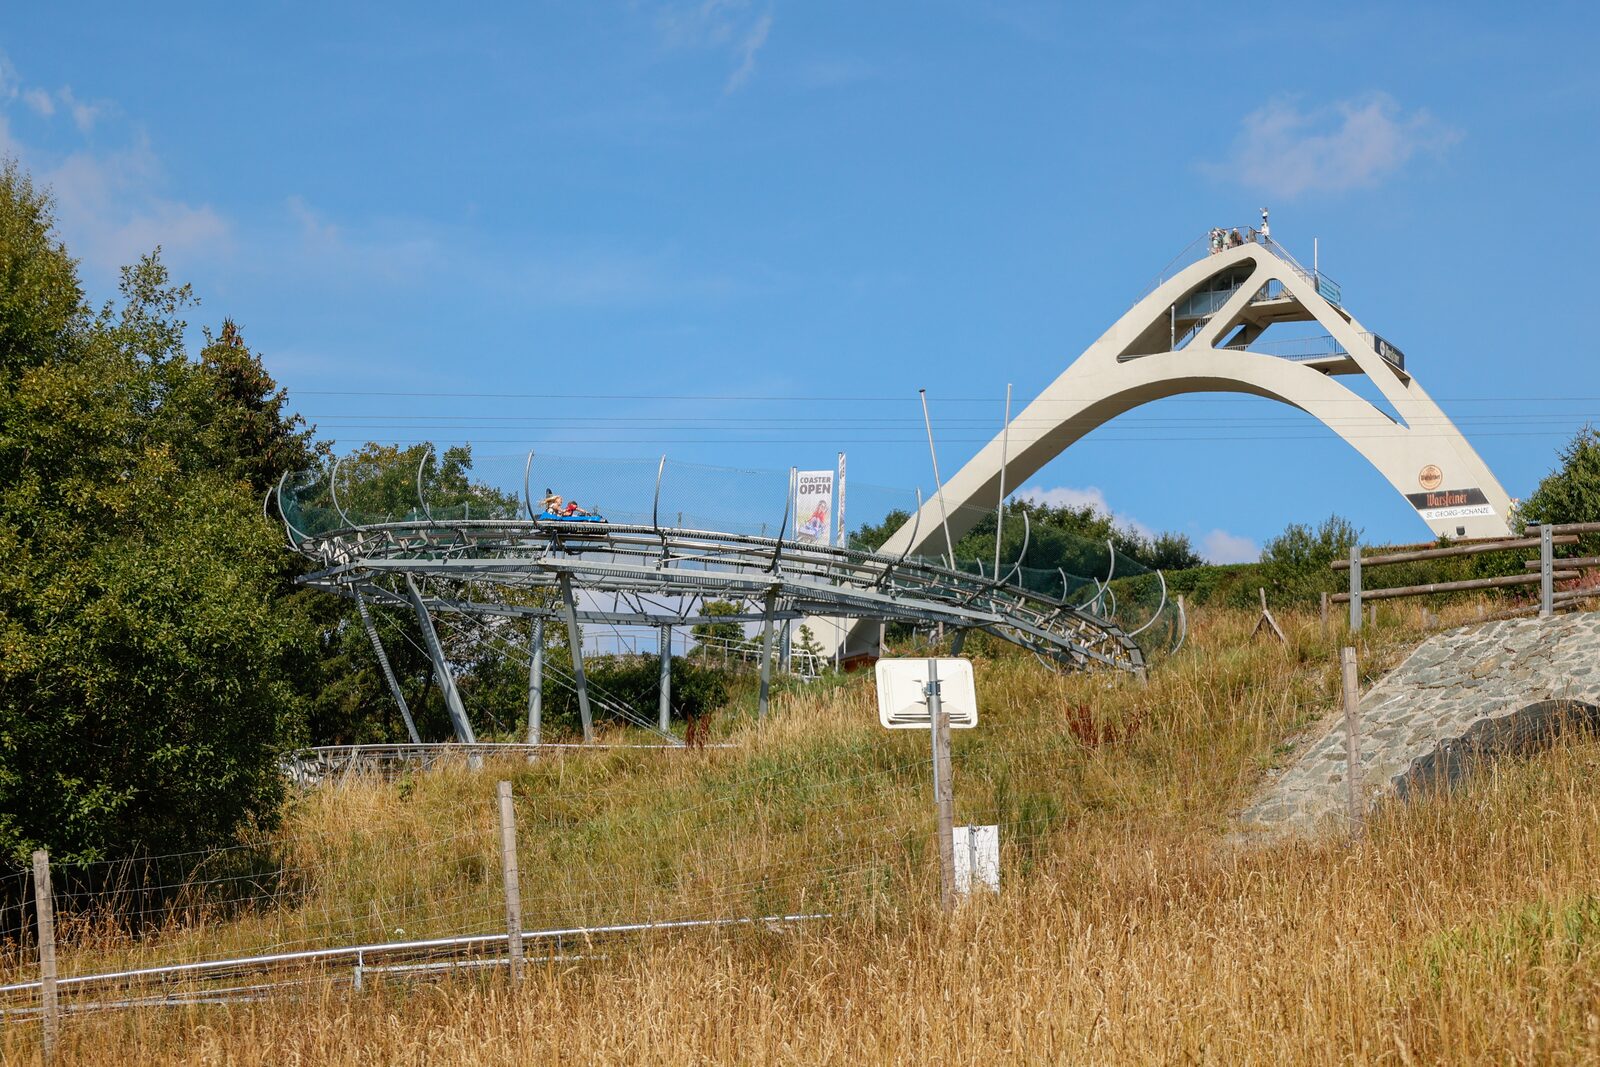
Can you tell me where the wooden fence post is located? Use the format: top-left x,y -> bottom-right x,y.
1340,647 -> 1364,834
32,849 -> 57,1062
496,782 -> 524,985
1320,591 -> 1329,639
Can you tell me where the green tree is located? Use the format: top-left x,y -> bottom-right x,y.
691,600 -> 747,655
1254,514 -> 1361,606
0,163 -> 316,863
1518,425 -> 1600,541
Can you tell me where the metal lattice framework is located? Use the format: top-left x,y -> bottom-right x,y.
287,518 -> 1145,670
275,485 -> 1152,743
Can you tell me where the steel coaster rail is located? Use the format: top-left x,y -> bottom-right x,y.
280,511 -> 1148,673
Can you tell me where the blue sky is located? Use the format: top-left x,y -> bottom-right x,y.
3,2 -> 1597,561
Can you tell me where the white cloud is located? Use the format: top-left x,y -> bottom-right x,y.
43,135 -> 230,270
1204,92 -> 1459,197
23,87 -> 54,116
1,82 -> 229,273
1201,529 -> 1259,564
55,87 -> 103,133
725,11 -> 773,93
656,1 -> 775,93
1013,484 -> 1156,540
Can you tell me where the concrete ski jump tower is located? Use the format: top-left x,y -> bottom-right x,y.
876,226 -> 1513,567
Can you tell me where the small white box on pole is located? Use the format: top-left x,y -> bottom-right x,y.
874,658 -> 977,729
954,824 -> 1000,895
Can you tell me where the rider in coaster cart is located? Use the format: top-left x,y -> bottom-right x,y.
539,489 -> 602,521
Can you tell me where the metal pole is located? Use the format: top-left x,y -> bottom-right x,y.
836,451 -> 847,549
496,782 -> 524,985
404,576 -> 476,745
779,620 -> 792,675
1169,305 -> 1176,349
1340,646 -> 1364,833
926,659 -> 956,912
526,617 -> 544,747
557,573 -> 595,743
965,822 -> 978,897
658,624 -> 672,731
918,388 -> 957,569
1348,545 -> 1363,633
356,592 -> 421,744
994,382 -> 1012,578
1540,524 -> 1554,618
758,588 -> 778,719
32,849 -> 57,1063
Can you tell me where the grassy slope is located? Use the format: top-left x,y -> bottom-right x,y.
12,600 -> 1600,1064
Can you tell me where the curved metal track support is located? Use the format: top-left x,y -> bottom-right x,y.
1001,510 -> 1031,586
652,454 -> 667,530
417,445 -> 435,523
523,451 -> 536,521
330,456 -> 355,529
276,471 -> 313,547
1126,569 -> 1168,639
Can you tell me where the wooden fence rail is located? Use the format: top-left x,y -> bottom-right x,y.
1336,522 -> 1597,630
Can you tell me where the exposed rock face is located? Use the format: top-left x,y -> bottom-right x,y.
1239,612 -> 1600,839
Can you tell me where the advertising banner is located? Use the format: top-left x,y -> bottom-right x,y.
1404,487 -> 1496,523
794,470 -> 834,546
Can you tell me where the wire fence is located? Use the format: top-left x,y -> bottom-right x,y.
0,651 -> 1363,1023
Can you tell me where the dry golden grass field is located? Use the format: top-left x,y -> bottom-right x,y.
5,600 -> 1598,1064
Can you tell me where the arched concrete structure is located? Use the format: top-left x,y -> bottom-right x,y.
876,237 -> 1513,568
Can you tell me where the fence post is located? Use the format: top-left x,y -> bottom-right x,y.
496,782 -> 524,985
926,659 -> 956,912
32,849 -> 57,1062
1348,545 -> 1363,633
1340,647 -> 1364,834
1320,591 -> 1329,640
1540,524 -> 1554,618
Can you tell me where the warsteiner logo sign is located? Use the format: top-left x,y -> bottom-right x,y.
1404,486 -> 1495,522
1418,465 -> 1443,491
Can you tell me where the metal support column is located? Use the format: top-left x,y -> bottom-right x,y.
1540,524 -> 1554,618
404,576 -> 476,745
557,573 -> 595,742
779,620 -> 792,675
526,617 -> 545,746
927,659 -> 956,912
356,592 -> 421,744
658,624 -> 672,731
1348,545 -> 1363,633
758,588 -> 778,720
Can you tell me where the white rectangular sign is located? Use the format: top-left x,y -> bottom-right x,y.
794,470 -> 834,546
954,824 -> 1000,895
874,658 -> 977,729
